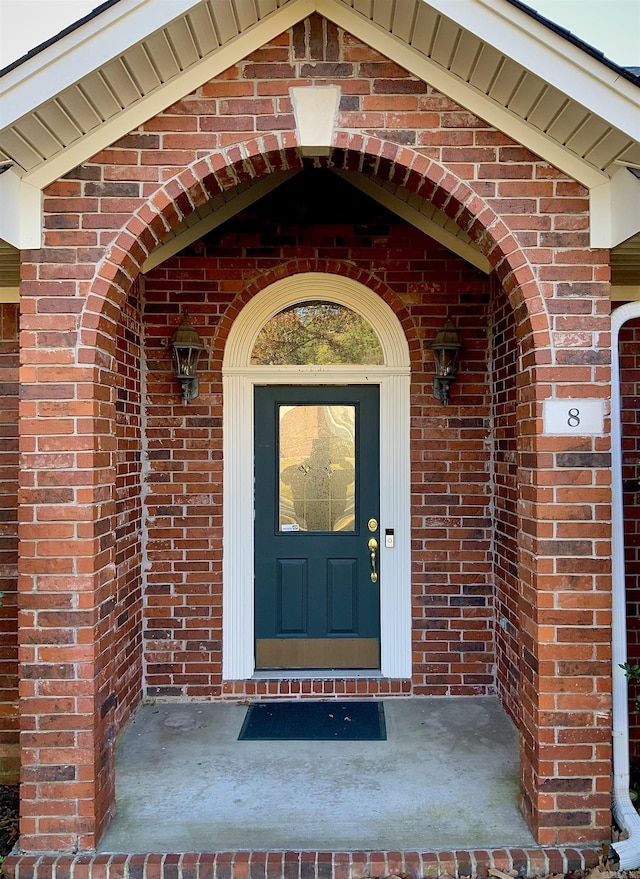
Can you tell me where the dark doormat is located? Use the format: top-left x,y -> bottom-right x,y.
238,700 -> 386,741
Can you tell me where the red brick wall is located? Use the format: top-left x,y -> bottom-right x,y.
619,317 -> 640,761
491,277 -> 520,720
141,189 -> 497,700
0,302 -> 19,782
14,13 -> 612,852
111,283 -> 144,731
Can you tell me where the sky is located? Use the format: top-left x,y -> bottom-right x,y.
0,0 -> 638,71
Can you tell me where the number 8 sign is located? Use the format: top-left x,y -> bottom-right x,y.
543,399 -> 604,435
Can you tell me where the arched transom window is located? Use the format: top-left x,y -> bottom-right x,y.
251,301 -> 384,366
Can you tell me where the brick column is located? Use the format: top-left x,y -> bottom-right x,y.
517,372 -> 612,845
17,286 -> 117,850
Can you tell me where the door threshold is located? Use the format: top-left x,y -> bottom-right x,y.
252,669 -> 383,680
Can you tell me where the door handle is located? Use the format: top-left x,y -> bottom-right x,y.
368,537 -> 378,583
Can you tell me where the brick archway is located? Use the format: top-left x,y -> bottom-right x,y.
80,134 -> 555,840
83,133 -> 549,364
18,131 -> 600,856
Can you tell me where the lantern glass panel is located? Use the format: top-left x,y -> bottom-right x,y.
173,347 -> 200,378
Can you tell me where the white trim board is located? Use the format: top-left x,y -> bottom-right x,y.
222,273 -> 412,680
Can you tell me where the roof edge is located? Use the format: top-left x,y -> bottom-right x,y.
0,0 -> 123,79
504,0 -> 640,87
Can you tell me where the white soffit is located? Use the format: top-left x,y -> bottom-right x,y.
1,0 -> 638,191
0,0 -> 314,189
612,232 -> 640,287
0,240 -> 20,287
427,0 -> 640,141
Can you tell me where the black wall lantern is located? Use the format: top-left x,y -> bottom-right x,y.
430,317 -> 463,405
170,313 -> 204,404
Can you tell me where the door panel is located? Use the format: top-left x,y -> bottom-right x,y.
278,560 -> 307,633
254,385 -> 380,669
327,559 -> 358,633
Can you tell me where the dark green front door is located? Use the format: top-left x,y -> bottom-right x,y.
254,385 -> 380,669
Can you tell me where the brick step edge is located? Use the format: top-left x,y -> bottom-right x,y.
2,848 -> 604,879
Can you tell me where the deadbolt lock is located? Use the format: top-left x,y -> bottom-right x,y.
368,518 -> 378,532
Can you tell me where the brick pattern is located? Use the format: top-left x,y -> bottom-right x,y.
11,14 -> 613,853
142,203 -> 495,700
110,283 -> 144,735
0,303 -> 19,782
491,278 -> 520,720
619,316 -> 640,760
3,847 -> 602,879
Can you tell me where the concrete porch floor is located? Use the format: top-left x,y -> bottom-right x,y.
98,696 -> 535,853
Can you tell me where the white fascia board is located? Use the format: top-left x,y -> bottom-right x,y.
428,0 -> 640,143
333,169 -> 492,273
0,169 -> 42,248
0,0 -> 196,126
141,171 -> 300,272
315,0 -> 608,189
590,167 -> 640,249
22,0 -> 316,190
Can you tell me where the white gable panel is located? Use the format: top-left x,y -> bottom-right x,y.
468,44 -> 505,95
144,32 -> 182,81
0,128 -> 44,172
124,44 -> 164,94
256,0 -> 280,15
101,60 -> 143,108
489,60 -> 526,107
423,0 -> 640,140
409,4 -> 439,56
81,72 -> 126,120
390,1 -> 418,43
58,86 -> 104,132
212,0 -> 244,42
164,17 -> 201,70
371,0 -> 394,32
585,130 -> 631,169
36,102 -> 84,147
429,17 -> 463,70
0,0 -> 200,125
17,115 -> 64,159
507,78 -> 546,120
449,32 -> 483,82
184,4 -> 221,55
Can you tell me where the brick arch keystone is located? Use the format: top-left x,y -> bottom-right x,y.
83,132 -> 549,368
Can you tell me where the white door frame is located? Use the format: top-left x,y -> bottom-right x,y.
222,273 -> 412,679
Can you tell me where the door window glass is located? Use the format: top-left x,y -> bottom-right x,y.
279,404 -> 356,532
251,301 -> 383,365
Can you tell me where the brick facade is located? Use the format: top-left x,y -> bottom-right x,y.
620,316 -> 640,762
9,14 -> 613,857
0,302 -> 19,782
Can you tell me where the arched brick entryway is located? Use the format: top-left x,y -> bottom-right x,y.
16,134 -> 610,854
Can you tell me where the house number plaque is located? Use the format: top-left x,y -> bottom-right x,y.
543,399 -> 604,435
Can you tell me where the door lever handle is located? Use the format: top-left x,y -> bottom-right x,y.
368,537 -> 378,583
